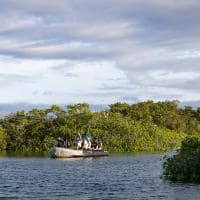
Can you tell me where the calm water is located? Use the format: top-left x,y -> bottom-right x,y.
0,154 -> 199,200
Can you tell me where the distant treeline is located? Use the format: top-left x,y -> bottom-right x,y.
0,101 -> 200,152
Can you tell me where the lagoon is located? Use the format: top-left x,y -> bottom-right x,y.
0,154 -> 199,200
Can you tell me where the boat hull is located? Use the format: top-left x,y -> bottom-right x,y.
50,147 -> 109,158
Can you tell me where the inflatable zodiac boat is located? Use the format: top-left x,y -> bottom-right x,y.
50,147 -> 109,158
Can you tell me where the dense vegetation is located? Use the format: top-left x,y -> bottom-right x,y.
0,101 -> 199,153
163,137 -> 200,183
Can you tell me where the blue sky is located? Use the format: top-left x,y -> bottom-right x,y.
0,0 -> 200,104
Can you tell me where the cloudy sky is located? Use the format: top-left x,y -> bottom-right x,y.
0,0 -> 200,104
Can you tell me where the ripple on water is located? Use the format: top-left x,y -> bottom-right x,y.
0,154 -> 199,200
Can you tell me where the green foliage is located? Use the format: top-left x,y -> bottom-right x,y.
163,137 -> 200,183
0,125 -> 7,150
0,101 -> 199,153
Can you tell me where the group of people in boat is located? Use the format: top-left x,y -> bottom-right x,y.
57,132 -> 103,151
76,132 -> 103,151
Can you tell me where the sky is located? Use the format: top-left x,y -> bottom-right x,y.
0,0 -> 200,104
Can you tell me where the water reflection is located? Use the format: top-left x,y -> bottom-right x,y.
0,151 -> 50,158
55,157 -> 93,161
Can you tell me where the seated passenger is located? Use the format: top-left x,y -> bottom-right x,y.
63,137 -> 68,148
77,140 -> 82,150
76,133 -> 83,150
57,137 -> 63,147
97,139 -> 103,150
92,140 -> 98,150
87,139 -> 91,149
83,139 -> 89,150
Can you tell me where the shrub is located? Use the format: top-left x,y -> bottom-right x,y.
163,137 -> 200,183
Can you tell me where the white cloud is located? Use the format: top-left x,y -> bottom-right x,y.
0,56 -> 128,104
0,0 -> 200,104
0,14 -> 42,32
